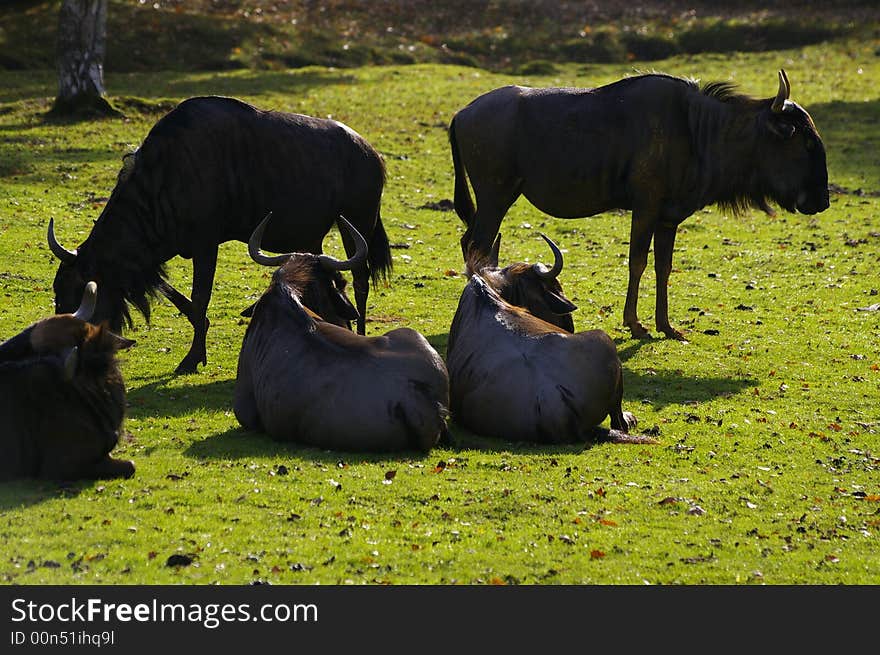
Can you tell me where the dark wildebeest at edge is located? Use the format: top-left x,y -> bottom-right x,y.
234,214 -> 450,452
48,95 -> 392,374
0,282 -> 136,481
447,235 -> 656,445
449,69 -> 829,340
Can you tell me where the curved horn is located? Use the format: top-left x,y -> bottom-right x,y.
72,281 -> 98,321
534,233 -> 564,279
47,217 -> 78,263
248,212 -> 292,267
771,69 -> 790,113
318,216 -> 368,272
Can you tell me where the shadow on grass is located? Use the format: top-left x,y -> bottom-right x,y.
126,376 -> 237,420
441,423 -> 626,455
808,99 -> 880,192
0,479 -> 89,511
183,425 -> 436,465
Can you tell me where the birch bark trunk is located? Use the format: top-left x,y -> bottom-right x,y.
51,0 -> 120,117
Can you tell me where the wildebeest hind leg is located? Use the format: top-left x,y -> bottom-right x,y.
461,184 -> 520,261
159,280 -> 194,319
175,246 -> 218,374
623,212 -> 656,338
653,225 -> 686,340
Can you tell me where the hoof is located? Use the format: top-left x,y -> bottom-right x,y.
627,320 -> 651,339
660,326 -> 688,342
622,411 -> 638,431
174,359 -> 201,375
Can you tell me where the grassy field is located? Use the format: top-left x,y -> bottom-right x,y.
1,12 -> 879,584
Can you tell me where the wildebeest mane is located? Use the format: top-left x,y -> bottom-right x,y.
87,150 -> 175,329
687,77 -> 775,217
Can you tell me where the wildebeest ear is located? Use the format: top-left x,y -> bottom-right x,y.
95,322 -> 135,351
332,294 -> 360,322
544,289 -> 577,315
112,334 -> 136,351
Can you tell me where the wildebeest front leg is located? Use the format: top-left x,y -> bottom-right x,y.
175,246 -> 218,374
623,212 -> 656,338
159,279 -> 193,317
353,269 -> 369,336
653,224 -> 686,340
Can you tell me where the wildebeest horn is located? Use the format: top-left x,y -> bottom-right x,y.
47,217 -> 78,263
319,216 -> 367,272
771,69 -> 790,113
248,212 -> 292,267
72,281 -> 98,321
534,233 -> 564,279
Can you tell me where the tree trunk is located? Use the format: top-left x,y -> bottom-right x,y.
50,0 -> 120,118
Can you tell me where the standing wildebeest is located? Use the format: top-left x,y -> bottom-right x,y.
234,214 -> 450,452
449,69 -> 829,340
447,235 -> 655,445
0,282 -> 136,481
48,95 -> 392,374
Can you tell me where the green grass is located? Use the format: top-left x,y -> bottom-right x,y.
1,37 -> 879,584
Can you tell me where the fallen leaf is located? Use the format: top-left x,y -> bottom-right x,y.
590,549 -> 606,559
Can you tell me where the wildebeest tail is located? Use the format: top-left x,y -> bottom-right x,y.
449,116 -> 475,227
368,211 -> 393,287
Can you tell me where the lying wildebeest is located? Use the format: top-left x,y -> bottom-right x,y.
48,95 -> 392,374
0,282 -> 136,481
234,214 -> 450,452
449,69 -> 829,340
466,233 -> 577,332
447,235 -> 655,445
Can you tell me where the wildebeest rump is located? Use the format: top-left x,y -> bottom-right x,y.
0,282 -> 136,481
449,70 -> 829,340
48,95 -> 392,374
447,236 -> 656,445
234,214 -> 450,452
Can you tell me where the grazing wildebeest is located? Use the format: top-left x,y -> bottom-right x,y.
234,214 -> 450,452
48,95 -> 392,374
0,282 -> 136,481
449,69 -> 829,340
447,235 -> 656,445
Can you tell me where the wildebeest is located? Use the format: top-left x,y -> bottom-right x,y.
447,236 -> 656,445
234,214 -> 450,452
0,282 -> 136,481
48,95 -> 392,374
449,69 -> 829,340
466,233 -> 577,332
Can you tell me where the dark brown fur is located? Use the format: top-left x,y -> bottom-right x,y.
0,314 -> 135,481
